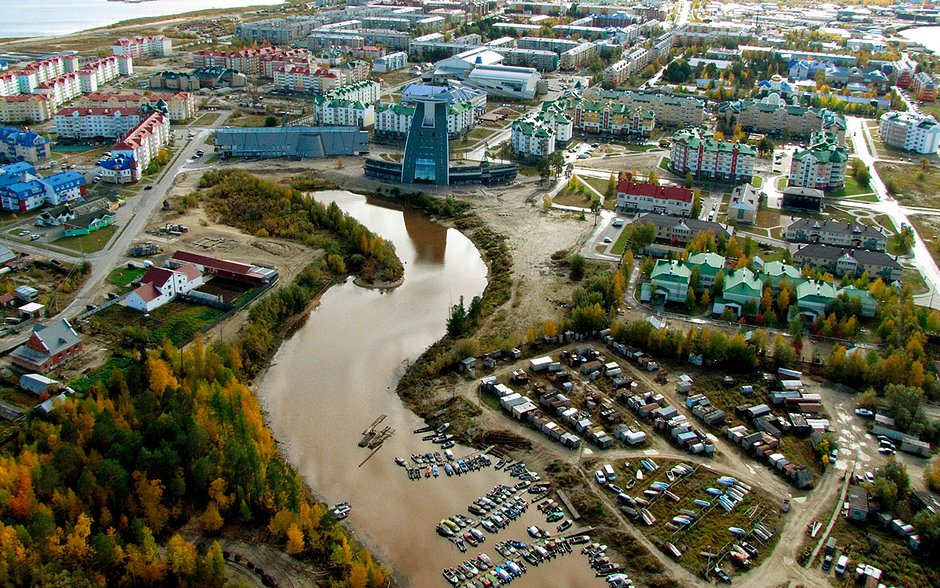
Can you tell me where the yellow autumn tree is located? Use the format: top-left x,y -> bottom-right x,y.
348,562 -> 369,588
544,320 -> 558,338
202,502 -> 224,533
167,534 -> 198,577
286,523 -> 304,555
146,357 -> 178,395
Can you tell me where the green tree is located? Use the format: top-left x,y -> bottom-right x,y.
569,254 -> 587,281
446,296 -> 467,338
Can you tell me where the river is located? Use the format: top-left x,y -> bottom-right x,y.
0,0 -> 282,39
901,26 -> 940,54
258,191 -> 598,587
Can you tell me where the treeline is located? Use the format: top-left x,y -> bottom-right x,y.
0,338 -> 386,586
199,170 -> 403,283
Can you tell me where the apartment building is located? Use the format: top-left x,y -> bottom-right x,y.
719,95 -> 846,140
785,218 -> 888,251
912,71 -> 937,102
788,131 -> 848,191
376,100 -> 475,138
54,107 -> 144,139
373,52 -> 408,73
581,87 -> 705,128
0,95 -> 55,123
193,47 -> 316,78
235,17 -> 321,45
492,48 -> 559,72
603,47 -> 650,86
97,111 -> 170,184
0,127 -> 50,163
112,35 -> 172,58
569,99 -> 655,136
793,244 -> 902,282
313,81 -> 381,128
273,62 -> 369,95
0,162 -> 86,212
77,92 -> 196,121
636,213 -> 730,245
616,176 -> 692,216
511,103 -> 572,158
517,37 -> 580,53
559,43 -> 598,70
879,111 -> 940,154
669,127 -> 756,181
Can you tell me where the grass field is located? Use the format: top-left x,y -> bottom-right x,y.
55,225 -> 117,253
553,184 -> 596,209
828,175 -> 874,198
105,266 -> 146,289
226,114 -> 271,128
751,175 -> 763,188
877,162 -> 940,206
90,301 -> 226,347
192,112 -> 221,126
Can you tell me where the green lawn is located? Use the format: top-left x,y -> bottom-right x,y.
467,127 -> 496,140
902,267 -> 929,295
226,114 -> 271,128
583,175 -> 613,196
751,175 -> 763,188
553,184 -> 596,208
775,176 -> 788,190
611,224 -> 631,255
827,175 -> 874,198
191,112 -> 221,126
877,162 -> 940,207
54,225 -> 117,253
106,266 -> 146,288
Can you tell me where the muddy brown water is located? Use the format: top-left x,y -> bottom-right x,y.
258,191 -> 603,587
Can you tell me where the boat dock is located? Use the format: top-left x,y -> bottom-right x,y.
556,489 -> 581,520
358,414 -> 387,447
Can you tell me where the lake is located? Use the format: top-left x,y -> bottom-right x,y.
0,0 -> 283,38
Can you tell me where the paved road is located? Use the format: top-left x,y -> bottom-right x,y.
0,114 -> 229,351
846,116 -> 940,308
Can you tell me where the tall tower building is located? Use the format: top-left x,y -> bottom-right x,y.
401,95 -> 450,186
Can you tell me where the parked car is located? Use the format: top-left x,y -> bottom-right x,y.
603,237 -> 613,243
864,471 -> 875,484
612,219 -> 624,227
144,185 -> 153,190
594,470 -> 606,485
855,408 -> 874,417
29,234 -> 40,241
822,554 -> 833,572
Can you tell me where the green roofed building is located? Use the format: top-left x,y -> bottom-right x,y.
788,131 -> 848,191
649,259 -> 691,302
719,267 -> 762,314
686,252 -> 725,289
669,127 -> 756,182
796,279 -> 839,317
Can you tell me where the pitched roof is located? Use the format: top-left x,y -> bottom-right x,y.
617,180 -> 692,203
12,319 -> 80,363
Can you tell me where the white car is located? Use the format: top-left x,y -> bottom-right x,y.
594,470 -> 607,485
603,237 -> 613,244
864,471 -> 875,484
855,408 -> 874,417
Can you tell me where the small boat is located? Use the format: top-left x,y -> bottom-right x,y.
706,487 -> 723,496
436,422 -> 451,434
437,522 -> 454,537
445,463 -> 454,476
443,568 -> 459,585
667,470 -> 675,482
395,457 -> 407,467
441,440 -> 456,449
557,520 -> 572,532
433,465 -> 439,478
411,453 -> 422,464
444,449 -> 455,461
694,499 -> 711,508
728,527 -> 746,536
527,526 -> 542,538
636,470 -> 644,480
332,503 -> 351,519
422,434 -> 436,441
625,479 -> 636,490
433,434 -> 454,444
414,425 -> 434,434
425,466 -> 432,478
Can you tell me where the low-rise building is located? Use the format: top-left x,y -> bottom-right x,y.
686,251 -> 725,288
785,218 -> 887,251
214,126 -> 369,159
616,175 -> 693,216
650,259 -> 691,302
570,99 -> 655,137
795,279 -> 839,317
670,127 -> 755,182
10,319 -> 82,373
781,186 -> 824,212
510,102 -> 572,158
635,213 -> 729,244
720,267 -> 762,311
879,111 -> 940,154
0,127 -> 50,163
793,244 -> 902,282
788,131 -> 848,191
124,263 -> 203,312
728,183 -> 759,224
63,211 -> 115,237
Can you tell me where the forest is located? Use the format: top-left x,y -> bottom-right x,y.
0,336 -> 387,586
198,170 -> 403,284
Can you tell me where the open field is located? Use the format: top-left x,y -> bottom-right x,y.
226,113 -> 271,128
876,162 -> 940,206
908,215 -> 940,269
54,225 -> 117,253
88,299 -> 225,347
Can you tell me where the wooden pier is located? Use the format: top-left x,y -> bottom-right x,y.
557,489 -> 581,520
358,414 -> 386,447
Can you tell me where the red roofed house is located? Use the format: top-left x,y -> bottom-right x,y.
123,263 -> 203,312
615,172 -> 693,217
9,318 -> 82,373
167,250 -> 277,285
